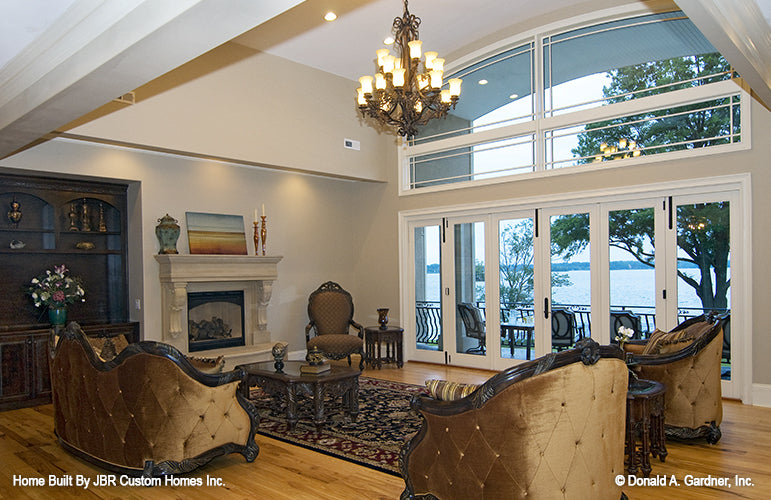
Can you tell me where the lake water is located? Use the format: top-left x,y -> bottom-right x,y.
421,268 -> 727,311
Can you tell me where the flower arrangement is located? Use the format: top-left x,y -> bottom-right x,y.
27,265 -> 85,309
615,326 -> 634,348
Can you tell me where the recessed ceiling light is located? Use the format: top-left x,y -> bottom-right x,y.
509,93 -> 519,99
478,79 -> 488,85
383,36 -> 395,45
324,11 -> 337,21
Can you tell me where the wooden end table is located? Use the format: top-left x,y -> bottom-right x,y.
364,326 -> 404,369
237,360 -> 360,430
626,378 -> 667,477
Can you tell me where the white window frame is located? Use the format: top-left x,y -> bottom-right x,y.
398,9 -> 751,196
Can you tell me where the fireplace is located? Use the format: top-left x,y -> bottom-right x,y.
155,254 -> 282,357
187,291 -> 245,352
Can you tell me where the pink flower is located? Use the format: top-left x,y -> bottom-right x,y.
52,290 -> 66,303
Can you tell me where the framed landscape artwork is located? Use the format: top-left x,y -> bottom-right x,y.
186,212 -> 248,255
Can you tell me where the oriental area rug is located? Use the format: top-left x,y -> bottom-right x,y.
249,377 -> 428,476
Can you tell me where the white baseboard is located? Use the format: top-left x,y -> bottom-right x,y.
751,384 -> 771,407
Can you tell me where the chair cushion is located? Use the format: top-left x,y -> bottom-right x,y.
186,355 -> 226,374
425,379 -> 480,401
308,334 -> 363,356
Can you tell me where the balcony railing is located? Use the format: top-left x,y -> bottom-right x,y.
414,301 -> 727,347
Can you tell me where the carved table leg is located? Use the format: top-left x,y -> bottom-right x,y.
312,383 -> 326,430
639,399 -> 652,477
349,378 -> 359,422
286,385 -> 299,431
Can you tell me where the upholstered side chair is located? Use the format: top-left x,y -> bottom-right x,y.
305,281 -> 365,370
401,338 -> 628,500
624,313 -> 727,443
50,322 -> 260,476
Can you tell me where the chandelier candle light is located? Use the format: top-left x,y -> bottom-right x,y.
357,0 -> 461,137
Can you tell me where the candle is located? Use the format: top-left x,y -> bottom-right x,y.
261,204 -> 265,217
254,209 -> 259,222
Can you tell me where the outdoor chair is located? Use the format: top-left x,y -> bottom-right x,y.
305,281 -> 365,370
551,308 -> 578,351
401,338 -> 628,499
610,311 -> 643,342
624,313 -> 728,443
457,302 -> 486,353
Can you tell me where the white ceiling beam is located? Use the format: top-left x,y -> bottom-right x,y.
675,0 -> 771,107
0,0 -> 304,159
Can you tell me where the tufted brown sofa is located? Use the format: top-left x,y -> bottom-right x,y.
50,322 -> 260,476
624,313 -> 728,443
400,338 -> 628,500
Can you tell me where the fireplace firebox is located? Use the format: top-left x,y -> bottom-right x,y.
187,291 -> 245,352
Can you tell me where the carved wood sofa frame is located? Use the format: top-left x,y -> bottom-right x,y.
624,313 -> 728,444
51,322 -> 260,477
400,338 -> 628,500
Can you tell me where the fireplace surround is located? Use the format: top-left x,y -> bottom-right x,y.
155,255 -> 282,357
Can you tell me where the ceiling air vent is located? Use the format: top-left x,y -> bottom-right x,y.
113,92 -> 135,105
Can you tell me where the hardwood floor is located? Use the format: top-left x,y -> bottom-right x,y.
1,360 -> 770,499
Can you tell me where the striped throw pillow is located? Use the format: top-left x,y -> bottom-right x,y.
425,379 -> 480,401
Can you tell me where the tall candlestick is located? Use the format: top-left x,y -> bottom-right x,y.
253,221 -> 260,255
260,216 -> 267,256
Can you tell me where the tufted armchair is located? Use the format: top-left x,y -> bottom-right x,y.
624,313 -> 728,444
305,281 -> 365,370
400,338 -> 628,500
50,322 -> 259,476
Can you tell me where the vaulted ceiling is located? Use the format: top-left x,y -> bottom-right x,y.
1,0 -> 769,164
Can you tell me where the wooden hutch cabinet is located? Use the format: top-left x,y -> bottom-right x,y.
0,173 -> 138,410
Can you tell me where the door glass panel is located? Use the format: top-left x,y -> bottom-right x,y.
499,218 -> 535,360
414,225 -> 442,351
454,222 -> 486,356
677,201 -> 731,379
609,207 -> 656,339
550,213 -> 591,350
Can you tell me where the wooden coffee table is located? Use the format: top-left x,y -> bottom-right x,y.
238,360 -> 360,430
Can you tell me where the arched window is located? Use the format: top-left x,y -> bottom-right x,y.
403,10 -> 746,193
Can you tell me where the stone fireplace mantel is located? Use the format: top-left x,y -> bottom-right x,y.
155,254 -> 282,355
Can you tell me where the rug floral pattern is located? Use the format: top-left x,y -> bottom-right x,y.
250,377 -> 428,476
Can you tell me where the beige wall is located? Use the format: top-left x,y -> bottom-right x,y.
65,43 -> 388,182
2,139 -> 386,352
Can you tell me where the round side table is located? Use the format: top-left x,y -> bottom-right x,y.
626,378 -> 667,477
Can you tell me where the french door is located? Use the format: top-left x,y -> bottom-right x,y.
408,216 -> 491,369
403,182 -> 744,398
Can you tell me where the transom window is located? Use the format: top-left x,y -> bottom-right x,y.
402,10 -> 747,193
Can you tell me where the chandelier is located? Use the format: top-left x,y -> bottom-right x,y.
592,138 -> 641,162
356,0 -> 462,138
